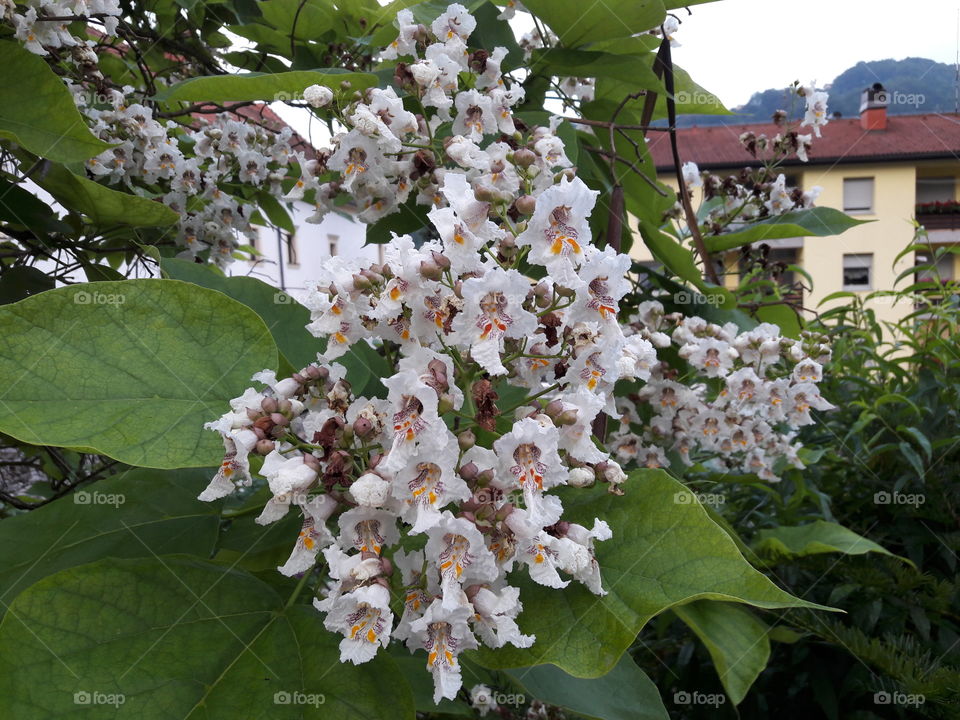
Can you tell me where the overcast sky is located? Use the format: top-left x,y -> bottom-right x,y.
673,0 -> 960,107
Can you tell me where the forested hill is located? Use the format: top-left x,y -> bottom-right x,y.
679,57 -> 959,127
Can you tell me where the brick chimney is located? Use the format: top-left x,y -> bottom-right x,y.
860,83 -> 888,130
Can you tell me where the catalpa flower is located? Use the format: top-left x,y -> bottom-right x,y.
516,176 -> 599,280
425,513 -> 499,609
316,584 -> 394,664
407,600 -> 478,703
453,267 -> 537,375
494,417 -> 569,525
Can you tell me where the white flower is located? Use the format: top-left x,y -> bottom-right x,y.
682,161 -> 701,188
277,497 -> 338,576
470,684 -> 499,716
494,417 -> 568,525
452,267 -> 538,376
392,438 -> 470,533
431,3 -> 477,42
315,584 -> 393,664
516,176 -> 599,281
425,513 -> 499,609
304,84 -> 334,108
382,8 -> 419,59
337,507 -> 400,555
407,599 -> 478,703
469,585 -> 534,649
255,452 -> 319,525
801,85 -> 829,137
452,89 -> 498,141
350,472 -> 392,508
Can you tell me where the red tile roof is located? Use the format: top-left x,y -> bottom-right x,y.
647,113 -> 960,172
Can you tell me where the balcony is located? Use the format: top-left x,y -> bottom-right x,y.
916,201 -> 960,231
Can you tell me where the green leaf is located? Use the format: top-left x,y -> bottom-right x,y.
531,48 -> 662,89
0,468 -> 221,609
0,557 -> 416,719
703,208 -> 868,253
0,177 -> 70,233
0,280 -> 277,468
259,0 -> 335,39
673,600 -> 770,705
506,655 -> 669,720
161,257 -> 319,371
473,470 -> 835,677
36,164 -> 179,227
0,42 -> 113,163
522,0 -> 665,46
158,69 -> 377,104
0,265 -> 54,305
754,302 -> 803,339
752,520 -> 904,562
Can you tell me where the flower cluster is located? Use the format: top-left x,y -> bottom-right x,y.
610,301 -> 833,480
3,0 -> 122,55
71,87 -> 302,265
194,3 -> 668,703
678,84 -> 829,233
3,2 -> 308,267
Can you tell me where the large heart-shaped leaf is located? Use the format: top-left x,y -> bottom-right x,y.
0,42 -> 113,163
704,208 -> 868,253
522,0 -> 665,46
37,163 -> 179,228
506,655 -> 668,720
0,280 -> 277,468
0,468 -> 221,609
753,520 -> 903,562
673,600 -> 770,705
158,70 -> 377,104
473,470 -> 836,677
0,557 -> 415,719
161,258 -> 319,372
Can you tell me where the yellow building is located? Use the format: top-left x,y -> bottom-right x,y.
640,86 -> 960,325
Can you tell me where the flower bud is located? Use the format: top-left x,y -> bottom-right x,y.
419,259 -> 442,280
260,397 -> 279,414
568,467 -> 596,488
554,409 -> 579,426
353,416 -> 374,438
513,195 -> 537,217
458,429 -> 476,451
270,412 -> 290,427
255,439 -> 276,455
437,393 -> 455,414
430,250 -> 451,271
302,453 -> 321,472
352,272 -> 372,290
459,461 -> 479,480
513,148 -> 536,167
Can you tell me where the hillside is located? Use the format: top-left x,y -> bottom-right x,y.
677,57 -> 959,127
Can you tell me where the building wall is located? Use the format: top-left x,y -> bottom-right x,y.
235,202 -> 377,300
631,163 -> 928,327
800,162 -> 917,326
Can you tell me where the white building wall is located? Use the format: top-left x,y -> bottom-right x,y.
235,201 -> 377,299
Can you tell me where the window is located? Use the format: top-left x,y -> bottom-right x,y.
328,234 -> 339,257
916,176 -> 955,204
843,177 -> 874,214
285,232 -> 299,266
843,253 -> 873,290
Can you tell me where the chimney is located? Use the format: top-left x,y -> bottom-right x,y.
860,82 -> 888,130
